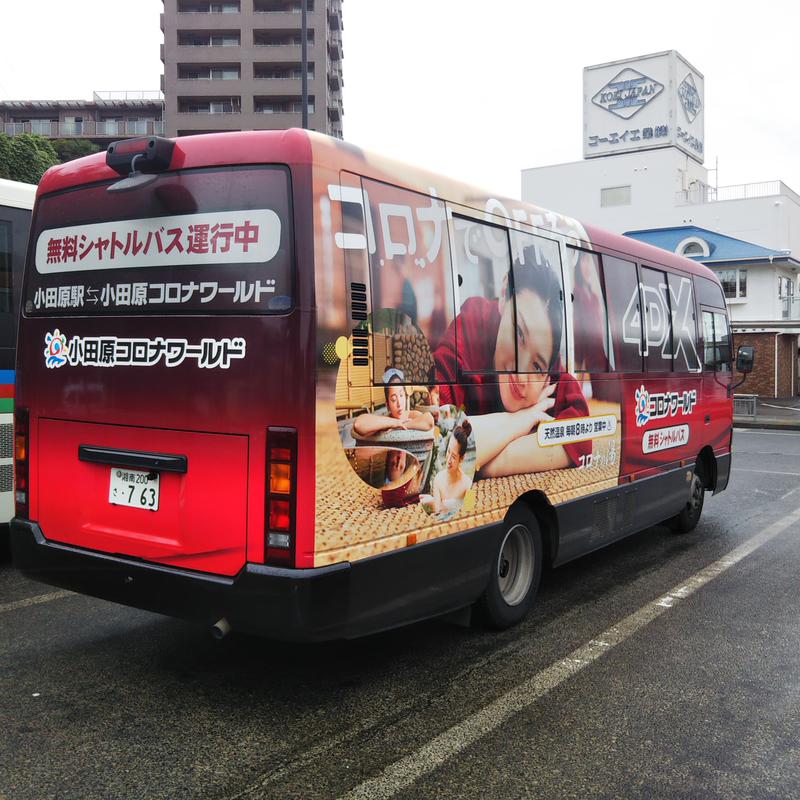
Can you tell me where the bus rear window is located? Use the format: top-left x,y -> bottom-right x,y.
24,165 -> 293,316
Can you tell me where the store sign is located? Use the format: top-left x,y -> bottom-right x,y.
679,73 -> 702,123
591,69 -> 664,120
584,51 -> 705,163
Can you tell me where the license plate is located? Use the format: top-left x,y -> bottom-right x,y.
109,467 -> 160,511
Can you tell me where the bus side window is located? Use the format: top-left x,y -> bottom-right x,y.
640,266 -> 673,372
512,232 -> 567,374
667,272 -> 701,373
695,275 -> 727,310
714,312 -> 732,372
602,254 -> 643,372
702,310 -> 732,372
450,215 -> 514,376
0,221 -> 11,314
702,311 -> 716,370
361,179 -> 455,385
565,246 -> 609,374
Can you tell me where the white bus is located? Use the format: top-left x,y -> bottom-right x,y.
0,178 -> 35,532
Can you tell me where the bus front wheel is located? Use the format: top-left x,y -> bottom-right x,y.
475,506 -> 542,629
668,472 -> 705,534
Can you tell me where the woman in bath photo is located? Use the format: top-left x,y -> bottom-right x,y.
428,419 -> 473,514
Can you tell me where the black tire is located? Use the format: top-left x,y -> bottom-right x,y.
475,505 -> 543,630
668,472 -> 705,534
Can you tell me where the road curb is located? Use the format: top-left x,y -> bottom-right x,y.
733,418 -> 800,431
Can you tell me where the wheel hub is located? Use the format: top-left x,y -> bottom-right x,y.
497,524 -> 535,606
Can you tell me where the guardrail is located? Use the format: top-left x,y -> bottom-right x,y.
676,181 -> 800,207
733,394 -> 758,419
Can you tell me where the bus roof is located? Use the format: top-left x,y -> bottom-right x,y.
36,128 -> 720,284
0,177 -> 36,210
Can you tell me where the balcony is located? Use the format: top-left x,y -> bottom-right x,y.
253,62 -> 313,81
177,31 -> 241,47
328,68 -> 342,90
328,32 -> 342,59
178,96 -> 242,114
781,296 -> 800,320
255,95 -> 314,115
254,1 -> 315,12
253,29 -> 314,47
178,64 -> 241,81
3,120 -> 164,139
178,1 -> 240,11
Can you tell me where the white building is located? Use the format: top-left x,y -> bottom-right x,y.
521,50 -> 800,396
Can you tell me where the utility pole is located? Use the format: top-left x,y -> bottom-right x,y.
301,0 -> 309,129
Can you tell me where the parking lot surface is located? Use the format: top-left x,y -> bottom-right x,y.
1,428 -> 799,800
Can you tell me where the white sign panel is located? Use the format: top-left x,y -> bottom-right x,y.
537,415 -> 617,448
584,50 -> 704,163
642,424 -> 690,453
36,209 -> 281,274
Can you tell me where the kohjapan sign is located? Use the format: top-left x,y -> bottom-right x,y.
35,209 -> 281,274
591,68 -> 664,119
584,51 -> 704,163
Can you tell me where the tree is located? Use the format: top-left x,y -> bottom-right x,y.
0,135 -> 11,181
52,138 -> 101,164
0,133 -> 59,184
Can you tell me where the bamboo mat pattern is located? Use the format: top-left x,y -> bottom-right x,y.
315,402 -> 621,567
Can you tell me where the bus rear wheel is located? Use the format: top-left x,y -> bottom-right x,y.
668,471 -> 705,534
475,506 -> 542,629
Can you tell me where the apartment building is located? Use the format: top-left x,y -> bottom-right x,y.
161,0 -> 343,138
0,93 -> 165,145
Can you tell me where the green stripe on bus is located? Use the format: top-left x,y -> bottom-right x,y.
0,399 -> 14,413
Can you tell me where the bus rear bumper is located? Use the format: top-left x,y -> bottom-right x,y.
10,519 -> 497,641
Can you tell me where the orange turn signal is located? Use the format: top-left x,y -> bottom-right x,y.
270,463 -> 291,495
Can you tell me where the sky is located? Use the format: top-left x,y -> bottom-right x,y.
2,0 -> 799,199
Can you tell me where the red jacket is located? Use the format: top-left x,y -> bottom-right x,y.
433,296 -> 591,465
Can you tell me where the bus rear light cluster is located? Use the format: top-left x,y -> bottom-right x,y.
265,427 -> 297,565
14,408 -> 29,518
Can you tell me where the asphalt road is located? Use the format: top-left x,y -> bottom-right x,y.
1,428 -> 799,800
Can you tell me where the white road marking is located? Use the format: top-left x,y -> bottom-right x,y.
338,506 -> 800,800
780,487 -> 799,501
0,591 -> 73,615
760,403 -> 800,413
737,468 -> 800,477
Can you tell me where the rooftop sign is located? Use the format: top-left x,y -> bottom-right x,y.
584,51 -> 704,163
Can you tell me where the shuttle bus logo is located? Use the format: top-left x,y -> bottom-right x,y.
44,329 -> 69,369
635,385 -> 651,426
635,385 -> 698,427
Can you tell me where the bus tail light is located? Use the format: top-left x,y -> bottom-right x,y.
265,428 -> 297,565
14,408 -> 29,518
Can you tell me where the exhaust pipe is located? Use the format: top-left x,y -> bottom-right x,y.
211,617 -> 231,640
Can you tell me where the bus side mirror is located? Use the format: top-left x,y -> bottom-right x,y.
736,345 -> 754,374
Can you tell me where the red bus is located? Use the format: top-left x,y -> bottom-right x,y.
11,130 -> 752,639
